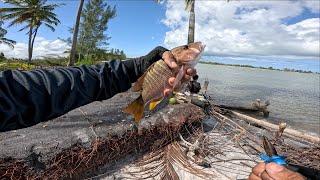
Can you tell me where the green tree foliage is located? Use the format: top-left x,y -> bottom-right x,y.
105,48 -> 126,60
0,0 -> 62,63
0,17 -> 16,48
77,0 -> 116,58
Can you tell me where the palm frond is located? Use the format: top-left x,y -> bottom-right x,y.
0,37 -> 16,48
2,0 -> 26,7
130,141 -> 214,180
185,0 -> 194,11
0,10 -> 31,22
44,23 -> 55,32
18,24 -> 31,32
7,14 -> 31,27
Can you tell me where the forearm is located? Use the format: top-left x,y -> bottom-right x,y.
0,60 -> 132,132
0,46 -> 168,132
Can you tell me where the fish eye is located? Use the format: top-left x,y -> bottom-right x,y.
183,45 -> 189,49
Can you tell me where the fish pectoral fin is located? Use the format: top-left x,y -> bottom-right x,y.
173,66 -> 185,89
132,73 -> 146,92
132,81 -> 143,92
149,98 -> 163,111
122,95 -> 145,123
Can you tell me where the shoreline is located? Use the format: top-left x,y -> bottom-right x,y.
200,61 -> 319,74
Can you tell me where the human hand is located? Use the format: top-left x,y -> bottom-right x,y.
249,162 -> 306,180
161,51 -> 197,96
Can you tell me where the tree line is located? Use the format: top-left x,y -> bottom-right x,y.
0,0 -> 126,65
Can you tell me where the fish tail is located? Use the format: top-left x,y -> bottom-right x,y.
122,95 -> 145,123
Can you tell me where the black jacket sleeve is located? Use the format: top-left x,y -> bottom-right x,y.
0,46 -> 168,132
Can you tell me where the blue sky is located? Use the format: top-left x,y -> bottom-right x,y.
0,0 -> 319,71
0,0 -> 170,57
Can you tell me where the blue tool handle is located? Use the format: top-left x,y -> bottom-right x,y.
260,154 -> 287,165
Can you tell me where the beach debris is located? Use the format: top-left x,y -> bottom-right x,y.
229,110 -> 320,144
129,141 -> 214,180
252,99 -> 270,117
168,97 -> 177,104
274,122 -> 287,143
201,79 -> 209,95
123,42 -> 206,123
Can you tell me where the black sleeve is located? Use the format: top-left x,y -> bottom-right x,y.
0,46 -> 168,132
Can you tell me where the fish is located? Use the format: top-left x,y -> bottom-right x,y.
122,42 -> 206,123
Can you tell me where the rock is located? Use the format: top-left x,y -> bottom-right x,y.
0,91 -> 205,179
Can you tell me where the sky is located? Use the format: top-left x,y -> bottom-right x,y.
0,0 -> 319,71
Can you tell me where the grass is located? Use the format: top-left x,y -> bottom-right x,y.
0,57 -> 102,71
200,61 -> 317,74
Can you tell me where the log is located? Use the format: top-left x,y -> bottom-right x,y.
215,99 -> 270,117
230,111 -> 320,144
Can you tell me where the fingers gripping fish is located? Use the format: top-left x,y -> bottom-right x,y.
122,42 -> 206,123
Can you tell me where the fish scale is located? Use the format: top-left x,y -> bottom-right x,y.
142,60 -> 176,103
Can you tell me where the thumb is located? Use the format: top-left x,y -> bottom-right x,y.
265,163 -> 306,180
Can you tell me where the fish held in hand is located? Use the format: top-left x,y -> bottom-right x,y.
123,42 -> 206,123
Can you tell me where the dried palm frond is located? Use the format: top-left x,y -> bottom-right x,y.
129,141 -> 214,180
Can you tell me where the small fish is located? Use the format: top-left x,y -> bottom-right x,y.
122,42 -> 206,123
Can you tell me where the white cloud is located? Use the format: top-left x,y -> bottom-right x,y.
0,37 -> 69,59
162,0 -> 320,58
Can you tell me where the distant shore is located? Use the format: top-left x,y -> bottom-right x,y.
0,58 -> 319,74
200,61 -> 319,74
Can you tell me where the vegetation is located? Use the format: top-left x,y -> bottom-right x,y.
0,17 -> 16,48
0,0 -> 63,63
66,0 -> 117,65
200,61 -> 317,74
0,57 -> 67,71
0,51 -> 126,71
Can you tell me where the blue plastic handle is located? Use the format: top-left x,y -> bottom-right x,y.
260,154 -> 287,165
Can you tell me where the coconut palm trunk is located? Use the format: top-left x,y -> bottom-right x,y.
28,25 -> 33,63
68,0 -> 84,66
187,0 -> 195,44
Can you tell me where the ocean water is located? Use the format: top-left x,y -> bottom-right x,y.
202,56 -> 320,73
196,63 -> 320,136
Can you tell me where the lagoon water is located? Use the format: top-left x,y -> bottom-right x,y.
196,63 -> 320,136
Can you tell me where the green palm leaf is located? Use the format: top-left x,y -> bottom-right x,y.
1,0 -> 63,62
0,37 -> 16,48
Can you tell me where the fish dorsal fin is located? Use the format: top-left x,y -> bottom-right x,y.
132,73 -> 146,92
132,62 -> 157,92
149,97 -> 163,111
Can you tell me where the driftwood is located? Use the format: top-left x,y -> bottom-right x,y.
215,99 -> 270,117
230,110 -> 320,145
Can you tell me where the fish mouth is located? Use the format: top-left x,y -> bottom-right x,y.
196,42 -> 206,52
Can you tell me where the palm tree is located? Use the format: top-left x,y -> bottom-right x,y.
0,20 -> 16,48
68,0 -> 84,66
156,0 -> 195,44
0,0 -> 62,63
